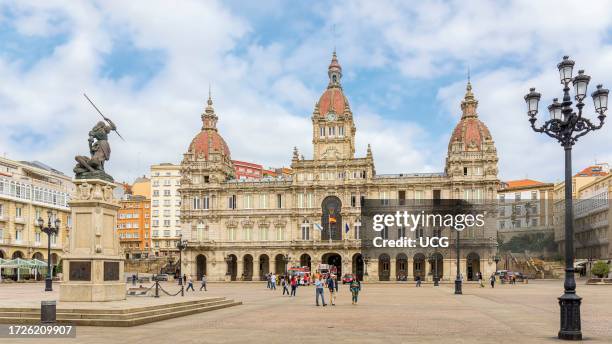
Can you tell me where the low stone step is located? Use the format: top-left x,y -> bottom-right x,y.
0,297 -> 226,315
0,299 -> 232,320
0,300 -> 242,327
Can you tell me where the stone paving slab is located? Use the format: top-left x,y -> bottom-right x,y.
1,280 -> 611,343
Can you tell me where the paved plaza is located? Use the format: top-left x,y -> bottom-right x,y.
2,280 -> 612,343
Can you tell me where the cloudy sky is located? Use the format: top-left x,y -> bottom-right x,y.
1,0 -> 611,183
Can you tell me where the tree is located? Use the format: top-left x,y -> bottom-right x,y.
591,261 -> 610,278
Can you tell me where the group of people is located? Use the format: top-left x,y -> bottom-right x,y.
265,272 -> 362,306
176,273 -> 208,292
265,273 -> 299,296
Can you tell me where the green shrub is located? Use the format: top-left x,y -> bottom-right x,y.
591,261 -> 610,278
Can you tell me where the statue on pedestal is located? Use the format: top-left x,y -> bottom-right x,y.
74,121 -> 116,182
74,94 -> 123,182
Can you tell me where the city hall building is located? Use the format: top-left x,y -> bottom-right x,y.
179,52 -> 500,281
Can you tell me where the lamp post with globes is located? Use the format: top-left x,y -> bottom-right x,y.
176,235 -> 188,286
37,211 -> 60,292
524,55 -> 608,341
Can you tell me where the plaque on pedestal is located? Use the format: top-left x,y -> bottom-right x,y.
60,179 -> 126,302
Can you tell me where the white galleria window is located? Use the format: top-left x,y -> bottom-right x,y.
301,220 -> 310,240
260,194 -> 268,209
243,195 -> 252,209
320,126 -> 325,137
260,227 -> 268,241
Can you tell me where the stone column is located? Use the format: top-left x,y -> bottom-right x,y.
236,259 -> 244,281
390,258 -> 397,281
60,179 -> 125,302
270,258 -> 277,275
407,258 -> 413,280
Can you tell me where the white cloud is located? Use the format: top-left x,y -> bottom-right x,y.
0,0 -> 611,184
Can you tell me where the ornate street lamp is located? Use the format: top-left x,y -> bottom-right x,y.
37,211 -> 60,292
524,55 -> 608,341
428,253 -> 439,286
283,254 -> 290,275
494,255 -> 501,272
363,255 -> 370,276
455,228 -> 462,294
176,235 -> 188,286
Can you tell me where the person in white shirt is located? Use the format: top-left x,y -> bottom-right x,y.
314,277 -> 326,306
270,273 -> 277,290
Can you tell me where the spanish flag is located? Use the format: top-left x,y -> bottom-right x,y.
329,215 -> 337,224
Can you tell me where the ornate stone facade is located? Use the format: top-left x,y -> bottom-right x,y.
180,53 -> 500,282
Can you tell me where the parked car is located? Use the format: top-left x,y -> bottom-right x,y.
342,274 -> 354,284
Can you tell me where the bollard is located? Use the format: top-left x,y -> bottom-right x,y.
155,280 -> 160,298
41,300 -> 57,323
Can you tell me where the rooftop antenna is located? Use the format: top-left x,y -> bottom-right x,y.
332,24 -> 337,53
467,65 -> 471,83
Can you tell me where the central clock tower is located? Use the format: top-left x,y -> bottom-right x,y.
312,51 -> 356,161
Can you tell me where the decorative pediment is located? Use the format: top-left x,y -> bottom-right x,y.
258,217 -> 270,228
241,217 -> 254,228
274,217 -> 287,228
226,218 -> 238,228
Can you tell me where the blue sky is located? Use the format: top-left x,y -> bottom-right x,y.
1,0 -> 611,183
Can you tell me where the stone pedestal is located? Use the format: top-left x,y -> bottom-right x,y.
60,179 -> 125,302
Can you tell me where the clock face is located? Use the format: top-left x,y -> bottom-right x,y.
326,112 -> 336,121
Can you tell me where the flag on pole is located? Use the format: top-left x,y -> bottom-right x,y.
329,215 -> 337,224
314,223 -> 323,231
345,223 -> 350,234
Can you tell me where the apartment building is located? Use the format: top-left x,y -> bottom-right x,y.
150,163 -> 182,256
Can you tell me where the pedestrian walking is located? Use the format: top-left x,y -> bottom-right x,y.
200,274 -> 208,291
183,274 -> 187,285
490,274 -> 496,288
326,274 -> 336,306
132,274 -> 137,286
290,276 -> 298,297
315,277 -> 326,306
266,273 -> 271,289
415,275 -> 422,287
282,276 -> 290,295
478,272 -> 484,288
270,273 -> 277,290
333,274 -> 339,292
186,275 -> 195,291
350,275 -> 361,305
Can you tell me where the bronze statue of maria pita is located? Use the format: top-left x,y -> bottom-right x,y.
73,94 -> 123,182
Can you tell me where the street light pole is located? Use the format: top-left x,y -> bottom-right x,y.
37,211 -> 60,292
176,234 -> 187,286
524,56 -> 608,341
455,228 -> 462,294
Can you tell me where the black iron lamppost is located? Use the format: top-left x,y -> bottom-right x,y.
455,229 -> 462,294
37,211 -> 60,292
494,255 -> 500,272
524,55 -> 608,341
428,253 -> 439,286
176,235 -> 188,286
363,255 -> 370,277
283,254 -> 290,275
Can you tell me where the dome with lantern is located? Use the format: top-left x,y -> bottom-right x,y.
315,51 -> 351,117
448,81 -> 493,152
187,94 -> 231,160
